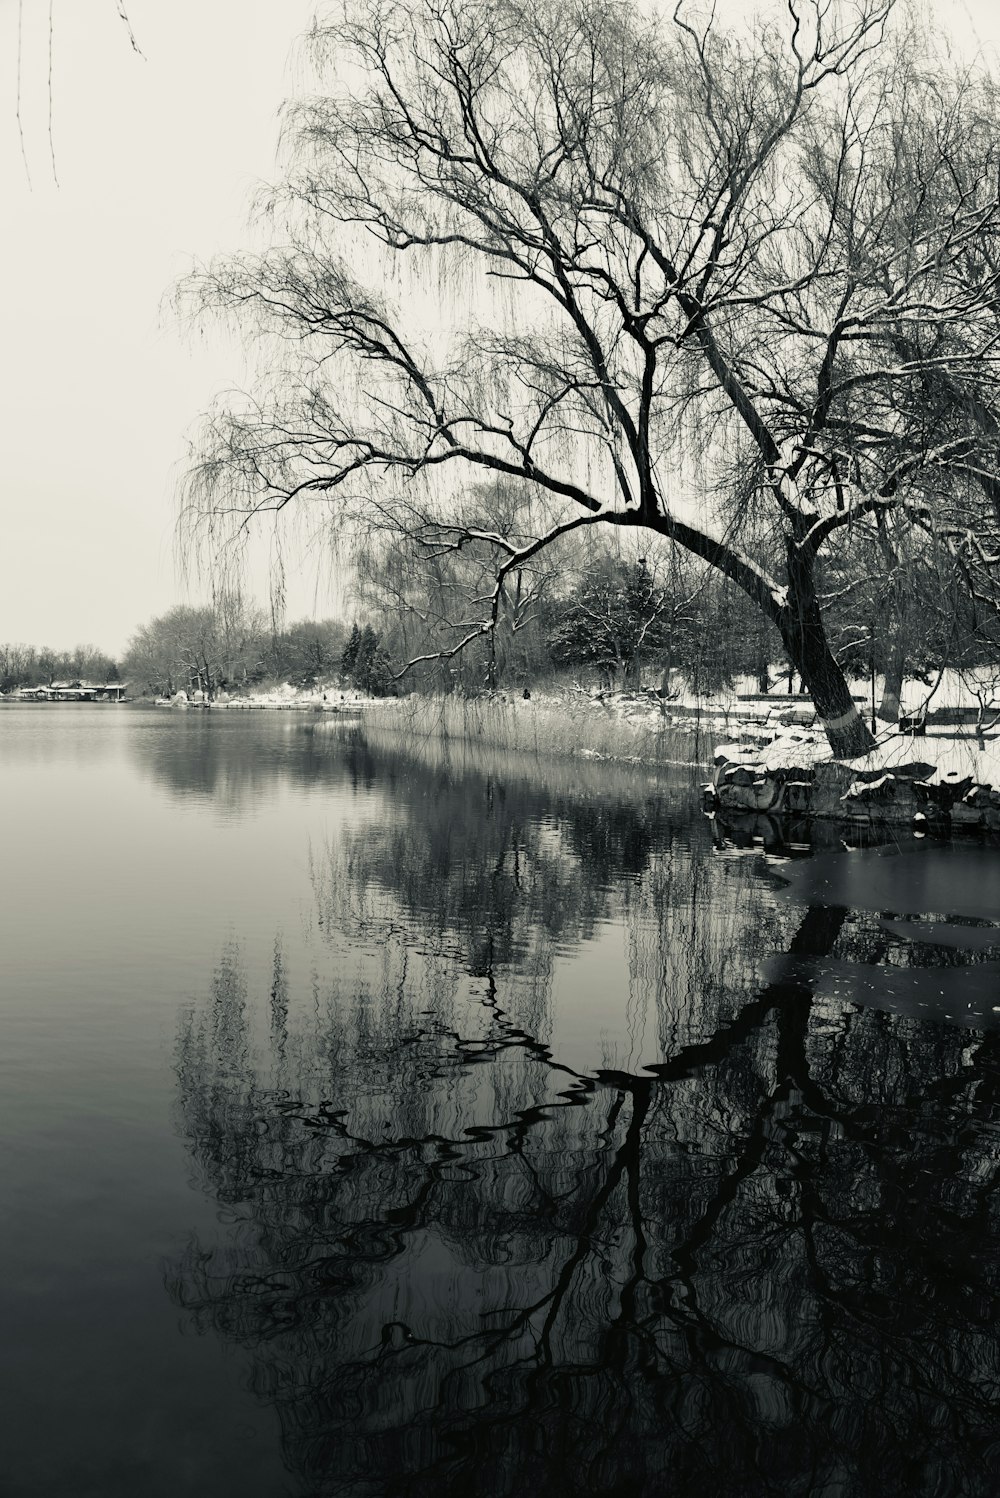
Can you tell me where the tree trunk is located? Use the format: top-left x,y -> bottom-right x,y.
877,651 -> 905,723
658,642 -> 674,698
876,588 -> 907,723
748,615 -> 770,694
781,548 -> 876,759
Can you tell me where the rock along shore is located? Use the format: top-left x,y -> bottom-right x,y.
708,726 -> 1000,832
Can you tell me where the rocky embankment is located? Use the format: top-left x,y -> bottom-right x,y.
708,727 -> 1000,831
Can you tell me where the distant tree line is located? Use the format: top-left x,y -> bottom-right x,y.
121,598 -> 349,697
354,512 -> 817,697
0,642 -> 120,693
352,487 -> 1000,704
10,534 -> 1000,705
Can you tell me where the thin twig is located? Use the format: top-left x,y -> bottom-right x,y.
115,0 -> 144,57
48,0 -> 59,187
17,0 -> 32,188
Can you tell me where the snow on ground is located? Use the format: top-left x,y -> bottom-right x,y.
210,672 -> 1000,789
720,726 -> 1000,783
897,666 -> 1000,716
842,731 -> 1000,788
216,684 -> 387,709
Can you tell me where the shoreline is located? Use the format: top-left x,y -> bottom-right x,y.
9,685 -> 1000,836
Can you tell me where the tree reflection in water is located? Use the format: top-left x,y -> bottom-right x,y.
168,744 -> 1000,1498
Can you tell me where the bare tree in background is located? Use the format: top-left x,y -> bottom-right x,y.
123,595 -> 267,697
353,479 -> 560,689
182,0 -> 1000,757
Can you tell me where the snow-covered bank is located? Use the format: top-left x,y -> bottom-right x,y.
710,726 -> 1000,830
156,677 -> 1000,831
158,682 -> 391,712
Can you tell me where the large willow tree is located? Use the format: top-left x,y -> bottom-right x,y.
183,0 -> 1000,756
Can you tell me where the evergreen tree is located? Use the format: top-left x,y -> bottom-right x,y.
365,646 -> 393,698
354,625 -> 379,692
549,558 -> 679,688
340,623 -> 361,683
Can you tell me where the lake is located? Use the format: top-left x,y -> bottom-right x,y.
3,705 -> 1000,1497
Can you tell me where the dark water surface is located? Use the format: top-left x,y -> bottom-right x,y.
3,706 -> 1000,1497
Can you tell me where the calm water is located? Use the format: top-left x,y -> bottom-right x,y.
3,706 -> 1000,1497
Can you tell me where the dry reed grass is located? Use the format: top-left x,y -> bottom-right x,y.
364,693 -> 708,769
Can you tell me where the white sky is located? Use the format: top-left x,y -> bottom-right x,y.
2,0 -> 999,655
2,0 -> 324,654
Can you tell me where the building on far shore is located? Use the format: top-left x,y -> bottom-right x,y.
6,682 -> 127,702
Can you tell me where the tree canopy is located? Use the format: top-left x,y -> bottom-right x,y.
550,556 -> 688,687
183,0 -> 1000,755
122,600 -> 350,696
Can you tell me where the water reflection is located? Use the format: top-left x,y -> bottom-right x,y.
127,712 -> 343,808
764,841 -> 1000,1030
168,736 -> 1000,1497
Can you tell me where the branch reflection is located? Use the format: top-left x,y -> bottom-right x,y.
168,747 -> 1000,1498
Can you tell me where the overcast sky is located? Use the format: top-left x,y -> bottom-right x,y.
2,0 -> 323,653
2,0 -> 999,654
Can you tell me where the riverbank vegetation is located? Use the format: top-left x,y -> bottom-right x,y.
355,690 -> 704,768
7,565 -> 1000,772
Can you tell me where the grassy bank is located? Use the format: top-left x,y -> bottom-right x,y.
361,692 -> 709,768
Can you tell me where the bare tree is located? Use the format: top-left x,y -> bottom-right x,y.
353,480 -> 560,689
123,594 -> 267,697
181,0 -> 1000,757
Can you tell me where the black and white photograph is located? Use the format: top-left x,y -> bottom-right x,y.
5,1 -> 1000,1494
